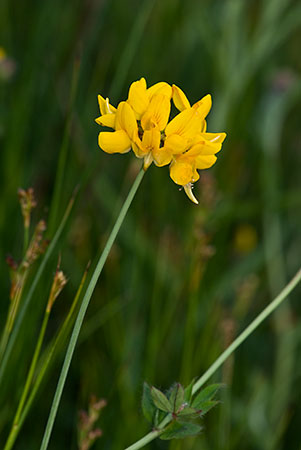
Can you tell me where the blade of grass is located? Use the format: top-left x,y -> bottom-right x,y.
4,311 -> 50,450
48,56 -> 81,234
192,269 -> 301,392
40,168 -> 145,450
108,0 -> 156,98
259,83 -> 300,447
124,268 -> 301,450
3,263 -> 89,450
0,188 -> 77,388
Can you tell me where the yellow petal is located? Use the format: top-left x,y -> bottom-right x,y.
95,113 -> 116,128
142,127 -> 161,152
132,141 -> 147,158
127,78 -> 149,118
201,132 -> 227,144
192,169 -> 200,183
98,130 -> 131,154
195,154 -> 217,169
189,132 -> 226,155
116,101 -> 138,140
165,108 -> 203,140
147,82 -> 172,100
141,94 -> 171,131
152,146 -> 173,167
164,134 -> 188,155
187,141 -> 219,156
172,84 -> 191,111
192,94 -> 212,119
98,95 -> 116,115
169,159 -> 194,185
120,102 -> 138,141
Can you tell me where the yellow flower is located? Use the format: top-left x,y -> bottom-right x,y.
95,78 -> 226,204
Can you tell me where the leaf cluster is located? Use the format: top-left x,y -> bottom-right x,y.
141,381 -> 223,440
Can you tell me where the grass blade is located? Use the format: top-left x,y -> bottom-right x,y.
40,168 -> 144,450
0,189 -> 77,387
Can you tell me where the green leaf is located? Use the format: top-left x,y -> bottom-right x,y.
184,379 -> 195,404
160,421 -> 202,440
177,406 -> 198,417
191,384 -> 222,409
151,386 -> 173,413
169,383 -> 185,413
198,400 -> 219,415
141,382 -> 156,424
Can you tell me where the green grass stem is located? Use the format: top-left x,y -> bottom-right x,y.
0,190 -> 77,388
3,264 -> 89,449
4,311 -> 50,450
40,168 -> 145,450
124,268 -> 301,450
48,57 -> 80,235
108,0 -> 156,98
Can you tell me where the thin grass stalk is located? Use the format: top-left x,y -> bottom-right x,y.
40,168 -> 145,450
192,269 -> 301,392
0,190 -> 77,388
2,264 -> 89,450
48,58 -> 80,234
259,87 -> 297,445
4,311 -> 50,450
124,268 -> 301,450
108,0 -> 155,98
0,272 -> 28,365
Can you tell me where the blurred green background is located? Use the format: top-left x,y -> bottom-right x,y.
0,0 -> 301,449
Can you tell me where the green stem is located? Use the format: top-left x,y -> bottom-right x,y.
40,168 -> 145,450
3,264 -> 89,450
108,0 -> 155,98
124,268 -> 301,450
0,189 -> 77,387
4,311 -> 50,450
192,268 -> 301,394
48,57 -> 80,235
0,272 -> 27,365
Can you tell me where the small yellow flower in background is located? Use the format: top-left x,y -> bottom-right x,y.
234,224 -> 258,254
95,78 -> 226,204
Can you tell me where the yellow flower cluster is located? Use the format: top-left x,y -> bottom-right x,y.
95,78 -> 226,204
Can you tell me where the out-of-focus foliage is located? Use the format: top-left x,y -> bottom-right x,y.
0,0 -> 300,449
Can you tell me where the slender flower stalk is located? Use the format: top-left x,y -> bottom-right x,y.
40,168 -> 145,450
124,268 -> 301,450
